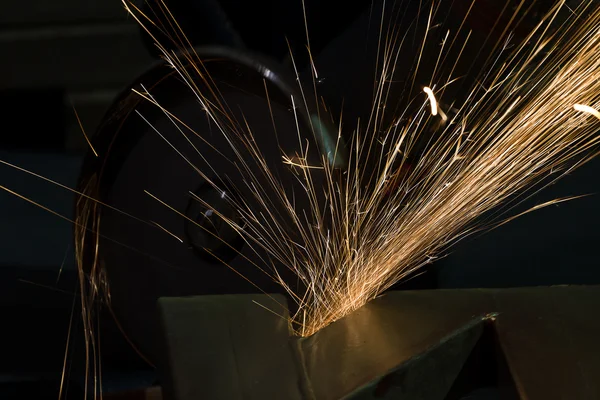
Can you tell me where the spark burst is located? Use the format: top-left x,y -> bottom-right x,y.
0,4 -> 599,383
119,0 -> 600,337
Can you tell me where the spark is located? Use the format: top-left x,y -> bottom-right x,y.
423,86 -> 439,116
282,155 -> 325,169
151,221 -> 184,243
423,86 -> 448,121
72,104 -> 98,157
18,279 -> 74,295
59,293 -> 78,400
574,104 -> 600,121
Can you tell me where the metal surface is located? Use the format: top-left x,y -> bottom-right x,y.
298,291 -> 494,400
315,317 -> 488,400
157,286 -> 600,400
491,286 -> 600,399
158,294 -> 303,400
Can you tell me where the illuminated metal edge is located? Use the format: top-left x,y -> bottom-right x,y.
157,286 -> 600,400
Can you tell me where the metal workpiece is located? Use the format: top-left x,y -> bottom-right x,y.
298,291 -> 495,400
157,286 -> 600,400
157,294 -> 303,400
490,286 -> 600,399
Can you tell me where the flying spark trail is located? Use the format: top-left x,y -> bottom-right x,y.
423,86 -> 448,121
574,104 -> 600,121
423,86 -> 440,116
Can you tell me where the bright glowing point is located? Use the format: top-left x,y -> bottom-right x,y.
574,104 -> 600,121
423,86 -> 439,117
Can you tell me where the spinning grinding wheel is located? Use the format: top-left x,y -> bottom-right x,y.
77,47 -> 334,363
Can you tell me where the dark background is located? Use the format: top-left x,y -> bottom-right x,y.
0,0 -> 598,397
0,1 -> 156,397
